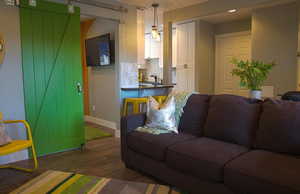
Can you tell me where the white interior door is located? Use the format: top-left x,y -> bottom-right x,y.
215,32 -> 251,97
175,22 -> 195,92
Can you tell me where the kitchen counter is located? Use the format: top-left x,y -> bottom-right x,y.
121,84 -> 174,91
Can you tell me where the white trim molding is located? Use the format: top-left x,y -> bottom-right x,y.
84,115 -> 120,137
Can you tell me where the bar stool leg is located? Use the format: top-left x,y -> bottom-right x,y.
133,102 -> 139,114
123,100 -> 128,116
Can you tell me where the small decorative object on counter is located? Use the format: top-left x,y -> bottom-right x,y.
231,58 -> 275,100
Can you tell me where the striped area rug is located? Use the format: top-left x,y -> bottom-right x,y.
11,170 -> 185,194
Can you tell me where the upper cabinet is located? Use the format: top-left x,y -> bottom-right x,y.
145,34 -> 161,59
144,34 -> 151,59
159,33 -> 164,68
172,29 -> 177,68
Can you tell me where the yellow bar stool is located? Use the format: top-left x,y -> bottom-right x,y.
153,96 -> 167,104
0,112 -> 38,172
123,98 -> 148,116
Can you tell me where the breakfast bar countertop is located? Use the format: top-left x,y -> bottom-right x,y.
121,84 -> 175,91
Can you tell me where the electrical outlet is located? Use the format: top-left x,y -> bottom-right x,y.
92,105 -> 96,111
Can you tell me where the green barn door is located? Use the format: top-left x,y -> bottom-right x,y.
20,0 -> 84,156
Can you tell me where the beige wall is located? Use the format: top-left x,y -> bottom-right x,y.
119,5 -> 139,89
119,5 -> 138,64
0,3 -> 27,164
196,20 -> 215,93
252,3 -> 298,95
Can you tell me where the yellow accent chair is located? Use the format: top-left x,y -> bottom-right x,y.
122,96 -> 167,116
0,112 -> 38,172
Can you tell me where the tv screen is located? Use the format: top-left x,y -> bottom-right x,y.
86,34 -> 113,66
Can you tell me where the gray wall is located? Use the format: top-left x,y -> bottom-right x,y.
215,19 -> 251,35
87,18 -> 120,126
163,0 -> 295,84
252,3 -> 298,95
0,3 -> 27,164
196,20 -> 215,94
194,19 -> 252,93
84,4 -> 138,132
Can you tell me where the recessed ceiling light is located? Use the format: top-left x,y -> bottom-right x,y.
228,9 -> 237,13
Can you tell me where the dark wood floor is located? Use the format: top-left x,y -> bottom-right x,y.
0,125 -> 156,193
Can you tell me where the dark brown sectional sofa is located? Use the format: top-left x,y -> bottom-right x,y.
121,94 -> 300,194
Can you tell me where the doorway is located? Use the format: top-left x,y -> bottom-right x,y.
172,21 -> 196,92
215,31 -> 251,97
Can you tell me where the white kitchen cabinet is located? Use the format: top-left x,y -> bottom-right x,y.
159,33 -> 164,68
151,39 -> 160,59
145,34 -> 151,59
145,34 -> 161,59
172,29 -> 177,68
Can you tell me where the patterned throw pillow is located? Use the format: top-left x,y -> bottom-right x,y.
0,121 -> 12,146
145,96 -> 177,133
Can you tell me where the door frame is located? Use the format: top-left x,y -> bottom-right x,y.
174,21 -> 196,92
215,31 -> 251,94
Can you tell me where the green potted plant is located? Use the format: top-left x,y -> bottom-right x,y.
231,59 -> 275,99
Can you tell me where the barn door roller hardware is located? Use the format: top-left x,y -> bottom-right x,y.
72,0 -> 127,12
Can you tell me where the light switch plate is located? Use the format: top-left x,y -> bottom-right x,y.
0,35 -> 4,65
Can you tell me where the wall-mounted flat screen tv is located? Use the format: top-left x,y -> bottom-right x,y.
86,34 -> 114,66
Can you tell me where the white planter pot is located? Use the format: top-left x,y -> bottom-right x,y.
250,90 -> 262,99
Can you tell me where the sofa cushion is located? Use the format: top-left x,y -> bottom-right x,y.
178,94 -> 210,136
224,150 -> 300,194
255,99 -> 300,155
166,137 -> 248,182
127,131 -> 196,161
204,95 -> 261,147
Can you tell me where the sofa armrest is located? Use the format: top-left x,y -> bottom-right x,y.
121,113 -> 146,162
121,113 -> 146,134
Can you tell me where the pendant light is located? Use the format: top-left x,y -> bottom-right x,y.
151,3 -> 160,41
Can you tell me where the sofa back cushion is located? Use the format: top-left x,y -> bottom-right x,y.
204,95 -> 261,147
255,99 -> 300,155
178,94 -> 210,136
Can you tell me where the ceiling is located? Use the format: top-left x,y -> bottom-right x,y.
200,8 -> 252,24
114,0 -> 209,11
199,0 -> 295,24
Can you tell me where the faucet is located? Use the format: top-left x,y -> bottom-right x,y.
150,75 -> 158,86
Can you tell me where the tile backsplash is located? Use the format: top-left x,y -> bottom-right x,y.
120,62 -> 139,88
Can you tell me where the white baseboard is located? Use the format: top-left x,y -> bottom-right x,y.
84,115 -> 120,138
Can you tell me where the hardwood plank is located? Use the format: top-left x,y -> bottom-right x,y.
0,126 -> 157,193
